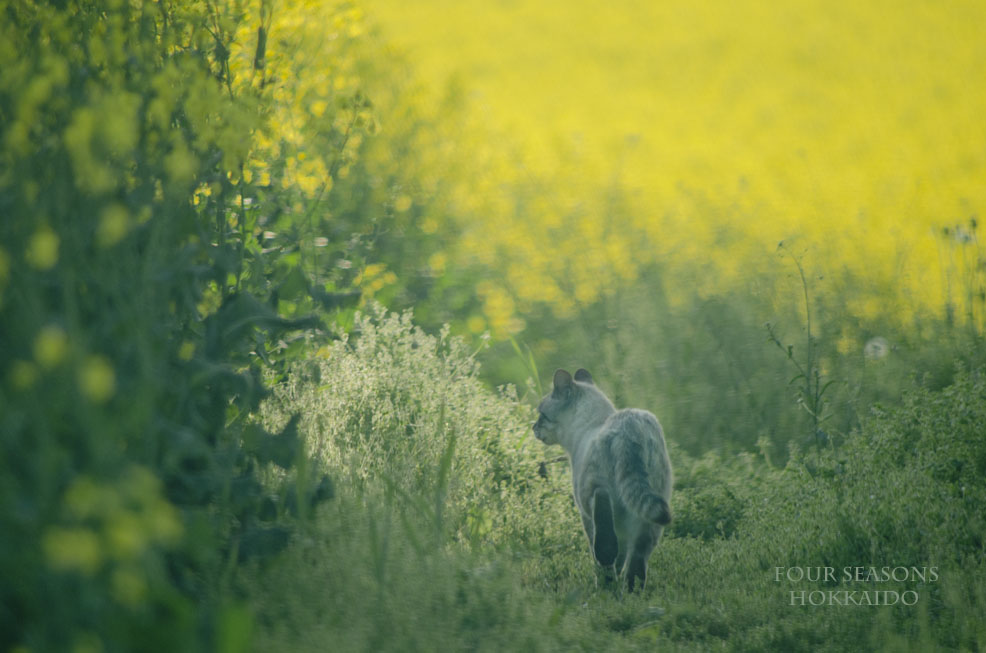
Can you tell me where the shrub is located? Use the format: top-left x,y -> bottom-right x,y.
0,1 -> 424,649
250,307 -> 612,649
261,305 -> 576,554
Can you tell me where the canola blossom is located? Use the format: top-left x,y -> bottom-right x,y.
368,0 -> 986,334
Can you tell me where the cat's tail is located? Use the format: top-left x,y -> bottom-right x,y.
614,437 -> 672,526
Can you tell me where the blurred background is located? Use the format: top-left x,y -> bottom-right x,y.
2,0 -> 984,650
364,0 -> 986,452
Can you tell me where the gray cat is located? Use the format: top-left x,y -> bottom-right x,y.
533,368 -> 672,592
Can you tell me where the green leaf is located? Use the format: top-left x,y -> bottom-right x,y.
205,293 -> 321,358
257,414 -> 300,469
277,266 -> 309,302
229,473 -> 263,515
237,525 -> 290,561
216,602 -> 253,653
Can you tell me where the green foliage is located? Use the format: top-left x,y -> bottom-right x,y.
2,0 -> 983,649
248,307 -> 588,648
0,0 -> 401,649
766,245 -> 837,444
247,310 -> 985,651
667,448 -> 752,541
476,239 -> 986,464
482,264 -> 814,455
260,306 -> 573,554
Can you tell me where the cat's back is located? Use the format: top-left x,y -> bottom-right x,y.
598,408 -> 672,495
599,408 -> 665,447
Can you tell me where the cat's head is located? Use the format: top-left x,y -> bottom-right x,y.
533,368 -> 611,447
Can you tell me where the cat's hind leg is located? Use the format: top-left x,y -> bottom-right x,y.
625,526 -> 661,593
591,489 -> 619,570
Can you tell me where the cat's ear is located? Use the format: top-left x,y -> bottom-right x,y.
574,368 -> 594,385
552,369 -> 573,394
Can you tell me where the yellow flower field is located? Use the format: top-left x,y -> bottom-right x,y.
367,0 -> 986,333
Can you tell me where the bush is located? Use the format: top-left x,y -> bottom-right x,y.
726,367 -> 986,650
250,307 -> 612,650
0,1 -> 431,649
261,305 -> 576,555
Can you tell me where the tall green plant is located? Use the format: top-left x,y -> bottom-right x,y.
0,0 -> 377,649
766,245 -> 836,446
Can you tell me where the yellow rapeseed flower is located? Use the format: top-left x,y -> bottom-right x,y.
97,204 -> 129,248
178,341 -> 196,361
43,527 -> 103,575
394,194 -> 413,212
78,355 -> 116,403
26,227 -> 59,270
34,325 -> 68,368
111,566 -> 148,606
368,0 -> 986,328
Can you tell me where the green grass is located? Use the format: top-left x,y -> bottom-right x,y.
245,308 -> 986,651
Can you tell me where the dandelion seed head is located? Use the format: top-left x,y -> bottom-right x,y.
864,337 -> 890,360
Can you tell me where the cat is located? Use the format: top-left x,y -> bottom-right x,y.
533,368 -> 672,592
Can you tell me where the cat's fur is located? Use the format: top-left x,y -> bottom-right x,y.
533,368 -> 672,592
